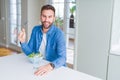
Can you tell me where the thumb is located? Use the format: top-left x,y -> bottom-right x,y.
21,28 -> 25,32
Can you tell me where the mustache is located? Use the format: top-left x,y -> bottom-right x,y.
42,21 -> 49,23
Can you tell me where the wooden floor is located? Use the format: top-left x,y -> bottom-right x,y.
0,47 -> 18,57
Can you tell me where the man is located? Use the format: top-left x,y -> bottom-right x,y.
18,4 -> 66,76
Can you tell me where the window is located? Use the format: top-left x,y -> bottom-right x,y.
52,0 -> 76,30
51,0 -> 76,67
52,0 -> 64,30
9,0 -> 21,45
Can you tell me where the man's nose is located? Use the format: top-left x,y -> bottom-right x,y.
45,17 -> 49,21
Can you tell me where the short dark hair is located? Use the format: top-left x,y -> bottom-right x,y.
41,4 -> 55,16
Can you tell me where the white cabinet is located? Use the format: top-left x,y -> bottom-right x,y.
108,0 -> 120,79
75,0 -> 120,79
74,0 -> 112,79
108,54 -> 120,80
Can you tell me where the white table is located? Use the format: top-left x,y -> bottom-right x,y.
0,53 -> 102,80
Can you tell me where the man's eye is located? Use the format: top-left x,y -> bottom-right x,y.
43,16 -> 46,18
49,16 -> 52,18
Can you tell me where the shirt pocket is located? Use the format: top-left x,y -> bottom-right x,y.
48,42 -> 56,50
46,42 -> 56,59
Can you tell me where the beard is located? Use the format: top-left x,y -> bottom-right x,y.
42,21 -> 53,29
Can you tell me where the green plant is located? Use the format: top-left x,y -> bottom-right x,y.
28,52 -> 43,58
54,17 -> 63,29
70,5 -> 76,15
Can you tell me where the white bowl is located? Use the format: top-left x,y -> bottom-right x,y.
28,56 -> 43,63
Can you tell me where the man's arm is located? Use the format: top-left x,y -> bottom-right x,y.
19,27 -> 37,55
52,31 -> 66,68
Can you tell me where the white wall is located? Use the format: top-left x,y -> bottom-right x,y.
74,0 -> 113,79
27,0 -> 46,40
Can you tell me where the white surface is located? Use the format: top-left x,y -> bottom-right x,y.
108,54 -> 120,80
110,0 -> 120,56
68,28 -> 75,39
0,54 -> 102,80
75,0 -> 112,79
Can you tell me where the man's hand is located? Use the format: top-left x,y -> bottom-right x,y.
18,28 -> 26,43
34,63 -> 54,76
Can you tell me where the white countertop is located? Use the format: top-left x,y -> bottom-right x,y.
0,53 -> 102,80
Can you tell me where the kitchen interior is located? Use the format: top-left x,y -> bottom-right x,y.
0,0 -> 120,80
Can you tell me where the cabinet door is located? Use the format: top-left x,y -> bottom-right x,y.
108,54 -> 120,80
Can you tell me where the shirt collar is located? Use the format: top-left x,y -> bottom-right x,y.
47,24 -> 55,35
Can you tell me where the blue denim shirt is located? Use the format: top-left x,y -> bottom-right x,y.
20,24 -> 66,68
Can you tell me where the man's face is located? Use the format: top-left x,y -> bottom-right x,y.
40,10 -> 55,29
